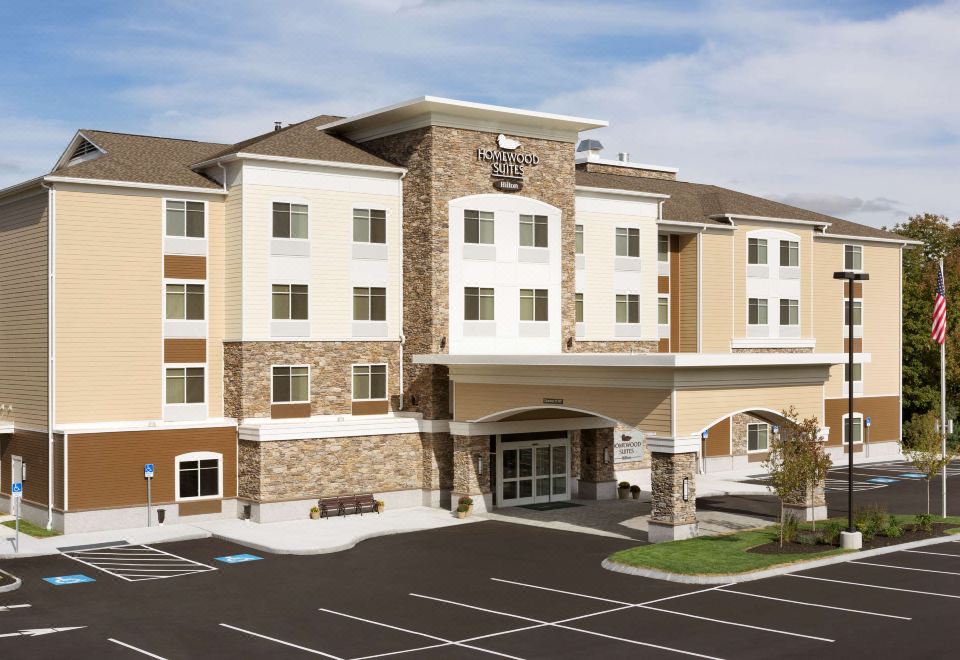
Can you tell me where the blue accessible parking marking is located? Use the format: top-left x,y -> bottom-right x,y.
899,473 -> 927,479
867,477 -> 898,484
215,554 -> 262,564
43,574 -> 96,586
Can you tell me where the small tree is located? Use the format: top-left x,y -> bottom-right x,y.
904,410 -> 957,514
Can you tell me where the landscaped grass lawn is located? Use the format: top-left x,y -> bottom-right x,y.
1,519 -> 61,538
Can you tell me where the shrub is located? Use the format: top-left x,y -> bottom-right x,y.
310,506 -> 320,514
779,513 -> 801,544
798,530 -> 819,545
818,520 -> 843,545
458,496 -> 473,506
854,504 -> 889,540
629,485 -> 641,493
618,481 -> 630,489
915,513 -> 934,533
457,503 -> 470,513
884,520 -> 904,538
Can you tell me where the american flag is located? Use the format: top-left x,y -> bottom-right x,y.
932,264 -> 947,345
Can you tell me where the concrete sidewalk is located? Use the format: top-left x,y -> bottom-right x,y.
0,519 -> 209,558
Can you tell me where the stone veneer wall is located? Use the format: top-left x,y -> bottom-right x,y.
238,433 -> 426,501
223,341 -> 401,419
421,432 -> 454,492
731,348 -> 814,354
451,434 -> 491,497
732,411 -> 778,456
650,452 -> 697,524
570,340 -> 659,354
578,162 -> 677,181
579,427 -> 616,483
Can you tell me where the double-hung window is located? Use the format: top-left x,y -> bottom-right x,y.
520,289 -> 548,321
272,285 -> 308,320
273,202 -> 308,239
845,300 -> 863,326
844,245 -> 863,271
353,287 -> 386,321
272,366 -> 309,403
658,235 -> 669,263
748,298 -> 768,325
779,299 -> 799,326
575,293 -> 584,323
844,363 -> 863,385
748,238 -> 767,265
465,287 -> 494,321
177,453 -> 221,500
616,294 -> 640,324
658,296 -> 669,325
780,240 -> 799,267
165,200 -> 204,238
575,225 -> 584,254
748,423 -> 769,452
165,367 -> 205,404
843,414 -> 864,444
166,283 -> 205,320
519,214 -> 548,248
353,209 -> 386,244
464,210 -> 494,244
353,364 -> 387,401
615,228 -> 640,257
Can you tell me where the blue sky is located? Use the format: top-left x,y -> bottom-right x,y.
1,0 -> 957,228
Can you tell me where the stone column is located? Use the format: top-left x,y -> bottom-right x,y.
578,427 -> 616,500
785,480 -> 827,522
451,434 -> 492,513
647,436 -> 699,543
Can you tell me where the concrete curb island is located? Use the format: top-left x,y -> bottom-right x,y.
602,532 -> 960,584
0,568 -> 22,593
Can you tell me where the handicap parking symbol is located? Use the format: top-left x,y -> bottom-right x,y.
43,574 -> 96,586
866,477 -> 898,484
215,553 -> 262,564
899,473 -> 927,479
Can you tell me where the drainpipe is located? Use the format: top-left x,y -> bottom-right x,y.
397,170 -> 406,410
41,181 -> 56,530
216,162 -> 228,192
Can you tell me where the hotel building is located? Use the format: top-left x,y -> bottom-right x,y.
0,97 -> 912,540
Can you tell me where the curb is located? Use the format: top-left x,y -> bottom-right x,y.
0,568 -> 22,593
602,532 -> 960,584
0,528 -> 211,560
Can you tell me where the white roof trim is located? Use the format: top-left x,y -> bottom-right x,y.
658,219 -> 735,232
192,152 -> 406,175
55,418 -> 237,435
44,176 -> 228,195
575,185 -> 670,200
414,352 -> 855,368
813,232 -> 921,246
575,153 -> 678,174
711,213 -> 831,229
0,175 -> 45,203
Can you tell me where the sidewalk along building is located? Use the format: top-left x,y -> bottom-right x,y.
0,96 -> 914,539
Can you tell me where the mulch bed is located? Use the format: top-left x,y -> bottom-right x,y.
0,570 -> 15,589
747,523 -> 958,555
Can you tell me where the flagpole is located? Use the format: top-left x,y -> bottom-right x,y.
942,257 -> 948,519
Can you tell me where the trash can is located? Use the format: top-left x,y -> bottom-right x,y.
157,508 -> 166,526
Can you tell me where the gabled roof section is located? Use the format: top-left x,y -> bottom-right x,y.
51,130 -> 229,190
574,170 -> 902,241
197,114 -> 400,169
53,131 -> 106,171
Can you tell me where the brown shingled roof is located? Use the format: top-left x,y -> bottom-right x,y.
52,130 -> 229,190
575,170 -> 901,240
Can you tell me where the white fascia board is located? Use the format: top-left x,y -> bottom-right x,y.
730,338 -> 817,350
658,219 -> 734,232
575,185 -> 671,200
54,418 -> 238,434
711,213 -> 831,230
450,415 -> 613,437
43,176 -> 228,195
813,232 -> 922,246
414,352 -> 856,368
574,153 -> 678,174
0,420 -> 13,434
239,413 -> 447,441
192,152 -> 407,176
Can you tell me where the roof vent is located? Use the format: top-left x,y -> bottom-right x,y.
618,152 -> 630,162
577,139 -> 603,154
69,138 -> 100,162
274,121 -> 283,132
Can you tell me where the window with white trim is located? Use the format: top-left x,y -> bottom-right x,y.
842,413 -> 864,444
575,293 -> 584,323
352,364 -> 387,401
658,296 -> 669,325
616,294 -> 640,324
165,200 -> 204,238
748,238 -> 767,265
658,234 -> 669,263
845,300 -> 863,326
748,423 -> 769,452
520,289 -> 548,321
166,283 -> 205,320
748,298 -> 768,325
844,245 -> 863,271
575,225 -> 584,254
465,210 -> 494,245
465,287 -> 494,321
273,202 -> 308,239
615,227 -> 640,257
353,208 -> 386,244
780,240 -> 799,267
519,214 -> 548,247
272,284 -> 308,320
272,366 -> 309,403
176,452 -> 222,500
779,299 -> 799,326
353,287 -> 386,321
165,367 -> 205,404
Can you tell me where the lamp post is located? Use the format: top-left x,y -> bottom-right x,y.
834,270 -> 869,549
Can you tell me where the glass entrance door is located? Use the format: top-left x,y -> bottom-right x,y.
498,437 -> 569,506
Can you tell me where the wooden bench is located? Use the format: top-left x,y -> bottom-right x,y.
318,496 -> 342,519
318,493 -> 380,518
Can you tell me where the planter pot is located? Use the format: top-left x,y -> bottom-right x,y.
631,491 -> 640,500
618,488 -> 630,500
310,511 -> 320,520
376,504 -> 384,513
457,510 -> 467,519
467,504 -> 474,514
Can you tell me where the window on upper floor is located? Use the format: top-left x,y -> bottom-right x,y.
844,363 -> 862,384
272,284 -> 309,320
464,210 -> 494,245
575,293 -> 584,323
658,296 -> 669,325
519,214 -> 548,248
465,287 -> 495,321
780,240 -> 799,267
748,423 -> 769,452
575,225 -> 584,254
353,209 -> 386,244
779,299 -> 799,326
616,294 -> 640,324
165,283 -> 205,320
272,202 -> 308,239
748,238 -> 767,265
748,298 -> 768,325
353,287 -> 386,321
520,289 -> 548,321
353,364 -> 387,401
615,228 -> 640,258
272,366 -> 310,404
845,300 -> 863,326
658,235 -> 669,263
165,200 -> 205,238
165,367 -> 205,404
845,244 -> 863,271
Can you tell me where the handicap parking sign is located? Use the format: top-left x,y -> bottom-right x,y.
215,553 -> 262,564
11,482 -> 22,498
43,574 -> 96,586
144,463 -> 155,478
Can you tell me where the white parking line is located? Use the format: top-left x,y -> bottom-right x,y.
107,638 -> 169,659
716,589 -> 911,619
788,574 -> 960,598
0,604 -> 30,612
490,577 -> 630,604
63,544 -> 216,582
903,549 -> 960,558
853,561 -> 960,576
219,623 -> 343,659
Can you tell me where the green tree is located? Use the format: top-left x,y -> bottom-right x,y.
781,407 -> 832,531
903,410 -> 957,514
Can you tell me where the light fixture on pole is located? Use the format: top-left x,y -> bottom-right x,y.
834,270 -> 869,550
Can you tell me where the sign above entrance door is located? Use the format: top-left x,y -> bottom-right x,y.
542,398 -> 564,405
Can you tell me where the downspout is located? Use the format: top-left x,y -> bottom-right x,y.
398,170 -> 407,410
41,181 -> 56,530
216,162 -> 228,192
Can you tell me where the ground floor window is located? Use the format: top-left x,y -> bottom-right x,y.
747,423 -> 769,452
176,452 -> 222,500
843,413 -> 864,444
353,364 -> 387,400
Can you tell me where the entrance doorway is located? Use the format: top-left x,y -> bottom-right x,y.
497,434 -> 569,506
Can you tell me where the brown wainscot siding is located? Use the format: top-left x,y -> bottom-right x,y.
271,403 -> 311,419
824,395 -> 900,446
66,426 -> 236,511
352,400 -> 390,416
703,417 -> 731,457
0,430 -> 51,507
164,339 -> 206,363
164,255 -> 206,280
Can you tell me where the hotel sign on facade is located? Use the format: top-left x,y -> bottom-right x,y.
478,134 -> 538,191
614,430 -> 645,464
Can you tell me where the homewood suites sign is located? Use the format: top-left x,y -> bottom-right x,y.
477,134 -> 540,182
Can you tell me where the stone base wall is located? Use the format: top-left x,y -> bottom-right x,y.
570,340 -> 659,354
452,434 -> 491,496
577,161 -> 677,181
650,452 -> 697,524
579,427 -> 615,483
421,432 -> 453,491
223,341 -> 401,419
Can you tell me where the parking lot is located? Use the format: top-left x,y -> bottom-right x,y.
2,509 -> 960,659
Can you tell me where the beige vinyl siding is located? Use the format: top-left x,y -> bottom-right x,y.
678,234 -> 698,352
224,183 -> 243,339
676,383 -> 823,438
700,231 -> 733,352
0,189 -> 48,428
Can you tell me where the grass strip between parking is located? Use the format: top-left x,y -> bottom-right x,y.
1,519 -> 61,538
609,516 -> 960,576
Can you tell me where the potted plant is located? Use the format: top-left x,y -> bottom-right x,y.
309,506 -> 320,520
375,499 -> 385,513
458,496 -> 474,514
618,481 -> 630,500
629,484 -> 641,500
456,503 -> 470,519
